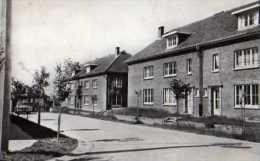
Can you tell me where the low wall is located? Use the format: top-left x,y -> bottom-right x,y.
113,114 -> 244,137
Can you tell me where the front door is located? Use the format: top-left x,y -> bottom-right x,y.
111,94 -> 122,107
184,89 -> 193,114
211,87 -> 221,116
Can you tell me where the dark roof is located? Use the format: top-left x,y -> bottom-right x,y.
126,1 -> 260,64
74,51 -> 131,79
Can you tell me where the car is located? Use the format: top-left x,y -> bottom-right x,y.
15,103 -> 33,114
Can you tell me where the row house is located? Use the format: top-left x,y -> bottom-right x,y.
64,47 -> 131,112
126,1 -> 260,118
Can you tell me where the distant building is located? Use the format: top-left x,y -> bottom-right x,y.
64,47 -> 131,111
126,1 -> 260,118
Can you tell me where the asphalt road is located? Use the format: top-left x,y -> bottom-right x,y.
25,112 -> 260,161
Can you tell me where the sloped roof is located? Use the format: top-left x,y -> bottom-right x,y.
126,1 -> 260,64
74,51 -> 131,79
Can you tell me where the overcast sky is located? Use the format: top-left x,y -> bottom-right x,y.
10,0 -> 256,94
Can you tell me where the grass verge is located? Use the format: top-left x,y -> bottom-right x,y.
6,137 -> 78,161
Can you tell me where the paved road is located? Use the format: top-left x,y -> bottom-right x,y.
25,112 -> 260,161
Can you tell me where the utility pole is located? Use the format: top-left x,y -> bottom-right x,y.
0,0 -> 11,152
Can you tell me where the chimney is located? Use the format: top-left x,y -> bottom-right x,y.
158,26 -> 164,39
115,46 -> 120,56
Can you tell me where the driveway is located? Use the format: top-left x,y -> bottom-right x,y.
24,112 -> 260,161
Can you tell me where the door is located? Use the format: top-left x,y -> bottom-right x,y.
211,87 -> 221,116
184,89 -> 193,114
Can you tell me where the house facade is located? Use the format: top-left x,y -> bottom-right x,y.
126,1 -> 260,118
64,47 -> 131,112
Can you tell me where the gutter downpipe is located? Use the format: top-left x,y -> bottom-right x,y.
196,45 -> 204,117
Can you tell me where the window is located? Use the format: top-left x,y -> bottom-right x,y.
187,58 -> 192,74
234,84 -> 259,108
163,62 -> 177,77
143,89 -> 154,104
144,66 -> 154,79
163,88 -> 176,105
112,77 -> 123,88
92,95 -> 98,106
83,95 -> 91,105
112,95 -> 122,105
212,54 -> 219,72
92,80 -> 98,89
194,88 -> 200,97
70,83 -> 75,90
234,47 -> 258,69
167,35 -> 178,48
84,81 -> 90,89
237,10 -> 259,30
67,96 -> 71,104
203,88 -> 208,97
86,66 -> 91,73
70,96 -> 74,105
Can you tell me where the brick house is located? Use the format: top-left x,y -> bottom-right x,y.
64,47 -> 131,112
126,1 -> 260,118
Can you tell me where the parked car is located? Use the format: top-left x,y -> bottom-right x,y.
15,103 -> 33,114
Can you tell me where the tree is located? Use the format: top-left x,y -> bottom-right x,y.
11,78 -> 26,112
169,79 -> 190,114
33,66 -> 50,125
63,58 -> 81,78
53,58 -> 80,105
53,64 -> 71,105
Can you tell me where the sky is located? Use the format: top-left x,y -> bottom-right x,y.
10,0 -> 256,95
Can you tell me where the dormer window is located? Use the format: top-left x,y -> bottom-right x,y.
167,35 -> 178,49
86,66 -> 91,73
162,30 -> 190,50
84,64 -> 97,74
232,3 -> 260,30
238,10 -> 259,30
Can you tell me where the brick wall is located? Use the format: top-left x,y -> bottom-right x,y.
203,39 -> 260,118
128,51 -> 200,114
128,39 -> 260,118
64,75 -> 107,112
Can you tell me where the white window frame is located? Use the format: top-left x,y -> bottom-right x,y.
234,47 -> 259,70
203,88 -> 208,97
212,54 -> 220,72
167,35 -> 178,49
163,62 -> 177,77
86,66 -> 91,73
237,10 -> 259,30
143,88 -> 154,105
70,96 -> 74,105
144,66 -> 154,80
83,95 -> 90,105
84,80 -> 90,89
92,95 -> 98,106
194,88 -> 200,97
234,84 -> 259,109
92,79 -> 98,89
70,83 -> 74,90
163,88 -> 176,105
113,77 -> 123,88
187,58 -> 192,75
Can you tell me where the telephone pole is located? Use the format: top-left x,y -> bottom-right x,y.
0,0 -> 11,152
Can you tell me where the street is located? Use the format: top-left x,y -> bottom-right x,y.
25,112 -> 260,161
